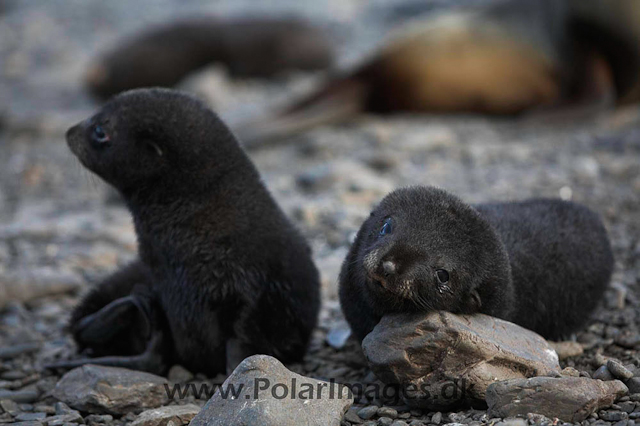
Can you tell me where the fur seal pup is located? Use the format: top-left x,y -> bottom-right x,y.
86,17 -> 334,100
339,186 -> 613,342
50,88 -> 321,375
237,0 -> 640,145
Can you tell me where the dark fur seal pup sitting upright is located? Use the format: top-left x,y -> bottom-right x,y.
340,186 -> 613,342
51,88 -> 321,375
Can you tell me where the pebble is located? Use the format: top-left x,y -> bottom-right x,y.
593,365 -> 615,381
378,417 -> 393,426
0,400 -> 19,415
0,343 -> 41,360
15,413 -> 46,422
600,411 -> 629,422
608,360 -> 635,381
431,412 -> 442,424
166,365 -> 194,384
358,406 -> 379,420
390,421 -> 408,426
377,407 -> 397,419
11,422 -> 43,426
0,390 -> 39,403
627,379 -> 640,394
84,415 -> 113,424
344,409 -> 364,424
618,402 -> 637,413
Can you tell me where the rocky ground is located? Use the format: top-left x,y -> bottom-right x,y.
0,1 -> 639,426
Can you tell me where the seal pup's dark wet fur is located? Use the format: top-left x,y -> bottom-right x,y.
54,88 -> 321,375
340,186 -> 613,341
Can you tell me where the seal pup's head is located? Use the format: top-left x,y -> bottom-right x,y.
65,88 -> 247,198
347,186 -> 513,317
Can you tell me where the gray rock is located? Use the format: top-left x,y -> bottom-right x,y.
84,415 -> 113,424
44,411 -> 84,426
0,399 -> 20,415
377,407 -> 397,419
548,341 -> 583,360
627,378 -> 640,394
362,312 -> 560,409
431,412 -> 442,424
0,389 -> 39,403
390,421 -> 408,426
130,404 -> 200,426
344,408 -> 364,424
377,417 -> 393,426
486,376 -> 629,422
358,406 -> 379,420
190,355 -> 353,426
52,365 -> 169,415
600,411 -> 628,421
15,413 -> 46,422
593,365 -> 615,381
166,366 -> 194,384
11,422 -> 43,426
608,360 -> 635,381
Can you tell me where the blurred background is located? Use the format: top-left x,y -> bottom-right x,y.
0,0 -> 638,390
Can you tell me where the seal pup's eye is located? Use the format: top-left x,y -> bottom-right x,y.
379,218 -> 392,236
91,125 -> 110,145
436,269 -> 449,284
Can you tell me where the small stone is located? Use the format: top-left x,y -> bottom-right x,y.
11,422 -> 43,426
390,421 -> 408,426
358,406 -> 379,420
45,410 -> 84,426
15,413 -> 46,422
130,404 -> 200,426
549,341 -> 584,360
54,403 -> 72,416
593,365 -> 615,381
561,367 -> 581,377
609,360 -> 635,381
431,412 -> 442,424
600,411 -> 628,422
618,402 -> 636,413
613,420 -> 629,426
344,409 -> 363,424
377,417 -> 393,426
408,421 -> 424,426
84,415 -> 113,424
1,371 -> 26,381
0,344 -> 41,360
627,379 -> 640,394
167,366 -> 194,384
0,400 -> 19,415
33,406 -> 55,415
377,407 -> 397,419
0,390 -> 39,403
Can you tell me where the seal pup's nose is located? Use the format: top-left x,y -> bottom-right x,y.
382,260 -> 396,276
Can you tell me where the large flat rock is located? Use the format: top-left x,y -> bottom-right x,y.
362,312 -> 560,409
52,365 -> 170,415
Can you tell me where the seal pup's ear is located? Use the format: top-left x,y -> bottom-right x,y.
144,140 -> 163,157
468,288 -> 482,312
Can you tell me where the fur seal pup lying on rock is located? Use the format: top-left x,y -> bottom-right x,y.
86,17 -> 334,100
50,88 -> 321,375
339,186 -> 613,342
